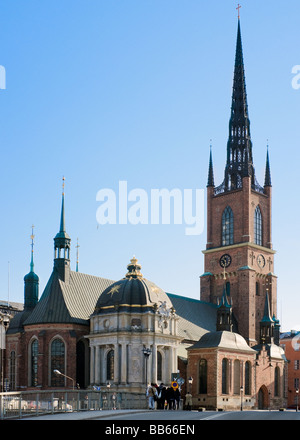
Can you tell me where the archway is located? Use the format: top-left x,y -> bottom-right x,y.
258,385 -> 268,410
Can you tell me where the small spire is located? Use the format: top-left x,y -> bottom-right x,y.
264,144 -> 272,187
60,176 -> 66,233
207,143 -> 215,187
30,224 -> 35,272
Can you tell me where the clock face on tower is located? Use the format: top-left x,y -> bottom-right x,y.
220,254 -> 232,268
257,254 -> 265,268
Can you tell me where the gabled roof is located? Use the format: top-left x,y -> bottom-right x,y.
22,270 -> 114,326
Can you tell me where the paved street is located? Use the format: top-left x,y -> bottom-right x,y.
22,409 -> 300,421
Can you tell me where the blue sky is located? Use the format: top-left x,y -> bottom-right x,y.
0,0 -> 299,332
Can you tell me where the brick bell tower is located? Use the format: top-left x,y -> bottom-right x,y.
200,18 -> 277,347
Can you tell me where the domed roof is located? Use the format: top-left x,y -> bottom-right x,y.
94,257 -> 173,314
189,330 -> 256,353
24,270 -> 39,282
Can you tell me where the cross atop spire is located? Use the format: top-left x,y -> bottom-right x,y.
236,3 -> 241,20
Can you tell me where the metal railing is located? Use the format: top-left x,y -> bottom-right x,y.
0,390 -> 147,419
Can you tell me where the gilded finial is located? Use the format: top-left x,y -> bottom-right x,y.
30,225 -> 35,253
236,3 -> 241,19
62,176 -> 65,195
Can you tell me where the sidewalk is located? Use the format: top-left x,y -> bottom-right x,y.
22,409 -> 149,420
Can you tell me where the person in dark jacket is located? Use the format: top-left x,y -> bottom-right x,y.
157,383 -> 166,409
174,388 -> 181,410
166,386 -> 175,410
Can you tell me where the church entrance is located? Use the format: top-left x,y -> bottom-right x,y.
258,386 -> 268,410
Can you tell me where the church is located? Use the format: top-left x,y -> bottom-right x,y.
5,16 -> 287,410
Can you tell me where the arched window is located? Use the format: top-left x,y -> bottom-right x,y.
245,361 -> 251,395
222,358 -> 229,394
222,207 -> 234,246
30,339 -> 39,387
233,360 -> 241,394
254,206 -> 263,246
50,338 -> 65,387
9,351 -> 16,391
157,351 -> 162,382
274,367 -> 280,396
107,349 -> 114,381
199,359 -> 207,394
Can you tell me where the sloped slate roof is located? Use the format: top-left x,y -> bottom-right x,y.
23,270 -> 114,326
167,293 -> 217,342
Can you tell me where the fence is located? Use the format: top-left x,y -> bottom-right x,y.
0,389 -> 147,419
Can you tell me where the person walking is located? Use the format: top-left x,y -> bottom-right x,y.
157,383 -> 166,410
185,392 -> 192,410
166,386 -> 175,410
174,388 -> 181,410
146,383 -> 157,410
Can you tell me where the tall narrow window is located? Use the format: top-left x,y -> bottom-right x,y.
31,339 -> 39,387
107,349 -> 114,381
254,206 -> 263,245
222,207 -> 234,246
199,359 -> 207,394
157,351 -> 162,382
233,360 -> 241,394
274,367 -> 280,397
50,338 -> 65,387
256,282 -> 260,296
222,358 -> 229,394
245,361 -> 251,395
9,351 -> 16,391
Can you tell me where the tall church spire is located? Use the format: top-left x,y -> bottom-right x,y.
223,18 -> 255,192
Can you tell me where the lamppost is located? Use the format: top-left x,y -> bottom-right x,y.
0,312 -> 11,392
143,347 -> 152,388
296,388 -> 299,412
53,369 -> 75,390
240,386 -> 244,411
188,376 -> 193,393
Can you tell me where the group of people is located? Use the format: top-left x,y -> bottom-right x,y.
146,383 -> 181,410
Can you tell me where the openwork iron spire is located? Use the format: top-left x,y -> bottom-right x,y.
214,19 -> 267,196
224,18 -> 254,191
